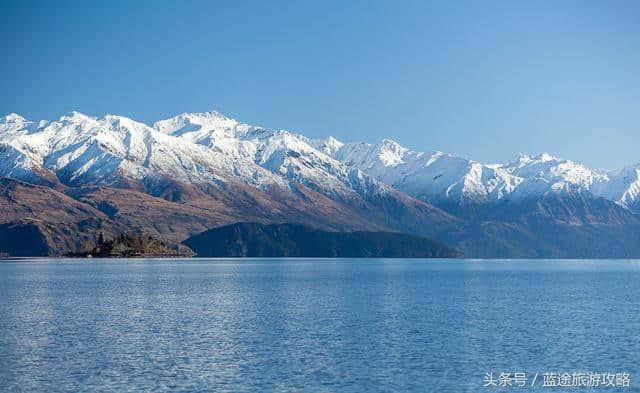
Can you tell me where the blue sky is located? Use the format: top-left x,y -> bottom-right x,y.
1,0 -> 638,169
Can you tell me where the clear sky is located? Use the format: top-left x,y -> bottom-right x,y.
1,0 -> 638,169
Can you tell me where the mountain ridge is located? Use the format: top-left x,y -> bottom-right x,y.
3,109 -> 635,211
1,109 -> 639,257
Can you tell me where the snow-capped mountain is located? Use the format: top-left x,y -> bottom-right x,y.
153,111 -> 394,200
327,139 -> 520,204
1,109 -> 638,213
0,111 -> 449,229
0,110 -> 461,255
2,109 -> 640,258
149,109 -> 640,212
592,164 -> 640,211
325,137 -> 639,211
0,111 -> 291,192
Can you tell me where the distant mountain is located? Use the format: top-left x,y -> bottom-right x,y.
325,138 -> 635,210
184,223 -> 459,258
440,193 -> 640,258
1,109 -> 639,257
591,164 -> 640,213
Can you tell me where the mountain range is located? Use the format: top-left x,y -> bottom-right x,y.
1,110 -> 639,257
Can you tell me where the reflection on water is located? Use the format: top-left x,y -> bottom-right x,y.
1,259 -> 639,392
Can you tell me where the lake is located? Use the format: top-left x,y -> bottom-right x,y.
1,259 -> 639,392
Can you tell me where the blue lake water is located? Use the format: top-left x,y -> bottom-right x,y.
0,259 -> 639,392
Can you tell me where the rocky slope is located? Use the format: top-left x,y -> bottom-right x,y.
0,178 -> 125,255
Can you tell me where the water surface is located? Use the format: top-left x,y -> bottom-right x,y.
1,259 -> 638,392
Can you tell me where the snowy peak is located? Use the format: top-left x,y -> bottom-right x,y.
325,136 -> 343,149
58,111 -> 95,123
2,113 -> 28,124
153,110 -> 255,139
152,110 -> 266,159
617,166 -> 640,207
507,152 -> 557,169
591,164 -> 640,210
0,113 -> 48,137
374,139 -> 409,167
309,136 -> 344,156
537,152 -> 556,161
501,153 -> 606,198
